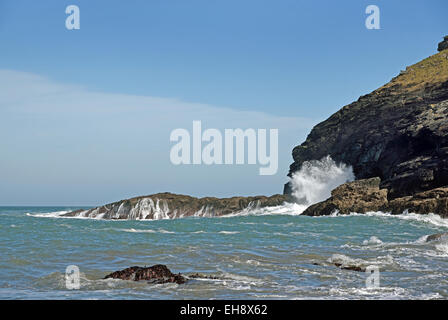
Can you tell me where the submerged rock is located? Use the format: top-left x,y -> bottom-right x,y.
333,263 -> 365,272
313,260 -> 366,272
104,264 -> 186,284
285,36 -> 448,201
63,192 -> 290,220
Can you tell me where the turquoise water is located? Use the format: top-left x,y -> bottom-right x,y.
1,206 -> 448,299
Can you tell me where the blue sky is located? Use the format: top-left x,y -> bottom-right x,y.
0,0 -> 447,205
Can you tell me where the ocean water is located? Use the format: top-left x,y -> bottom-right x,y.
1,206 -> 448,300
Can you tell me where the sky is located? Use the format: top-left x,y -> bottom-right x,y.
0,0 -> 447,205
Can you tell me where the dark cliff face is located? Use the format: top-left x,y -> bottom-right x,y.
285,38 -> 448,199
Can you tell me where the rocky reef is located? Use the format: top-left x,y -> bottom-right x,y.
63,192 -> 290,220
285,36 -> 448,216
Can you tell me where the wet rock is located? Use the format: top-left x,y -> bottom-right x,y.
303,178 -> 448,217
104,264 -> 187,284
186,273 -> 222,280
426,232 -> 448,242
333,263 -> 366,272
312,261 -> 365,272
302,177 -> 388,216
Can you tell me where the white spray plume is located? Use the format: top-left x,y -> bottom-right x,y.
290,155 -> 355,206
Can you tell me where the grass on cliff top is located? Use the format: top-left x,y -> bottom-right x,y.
381,49 -> 448,92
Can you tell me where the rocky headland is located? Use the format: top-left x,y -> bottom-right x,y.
62,192 -> 289,219
286,35 -> 448,217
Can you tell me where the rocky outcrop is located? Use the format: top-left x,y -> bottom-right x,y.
426,232 -> 448,242
303,178 -> 388,216
387,187 -> 448,216
302,177 -> 448,217
63,192 -> 290,220
438,36 -> 448,52
104,264 -> 186,284
285,36 -> 448,201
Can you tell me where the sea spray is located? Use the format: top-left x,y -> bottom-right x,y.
290,155 -> 355,207
231,155 -> 355,216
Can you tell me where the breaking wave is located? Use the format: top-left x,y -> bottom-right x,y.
290,155 -> 355,207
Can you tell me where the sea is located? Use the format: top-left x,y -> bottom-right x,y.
1,206 -> 448,300
2,157 -> 448,300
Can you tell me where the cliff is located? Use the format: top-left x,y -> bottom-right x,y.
285,36 -> 448,202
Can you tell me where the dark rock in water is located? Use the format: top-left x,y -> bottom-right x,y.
312,261 -> 365,272
333,263 -> 365,272
438,36 -> 448,52
285,37 -> 448,204
303,177 -> 388,216
303,177 -> 448,217
63,192 -> 290,220
426,232 -> 448,242
104,265 -> 186,284
186,273 -> 224,280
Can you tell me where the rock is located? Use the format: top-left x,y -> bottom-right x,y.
312,261 -> 366,272
186,273 -> 224,280
302,177 -> 448,217
285,37 -> 448,200
438,35 -> 448,52
387,187 -> 448,217
426,232 -> 448,242
333,263 -> 365,272
63,192 -> 291,220
302,177 -> 388,216
104,264 -> 186,284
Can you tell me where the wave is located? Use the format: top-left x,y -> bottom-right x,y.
290,155 -> 355,206
26,211 -> 71,218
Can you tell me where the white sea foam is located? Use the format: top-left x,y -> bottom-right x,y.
218,231 -> 240,234
120,228 -> 175,234
26,211 -> 71,218
121,228 -> 156,233
329,211 -> 448,228
363,236 -> 383,245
